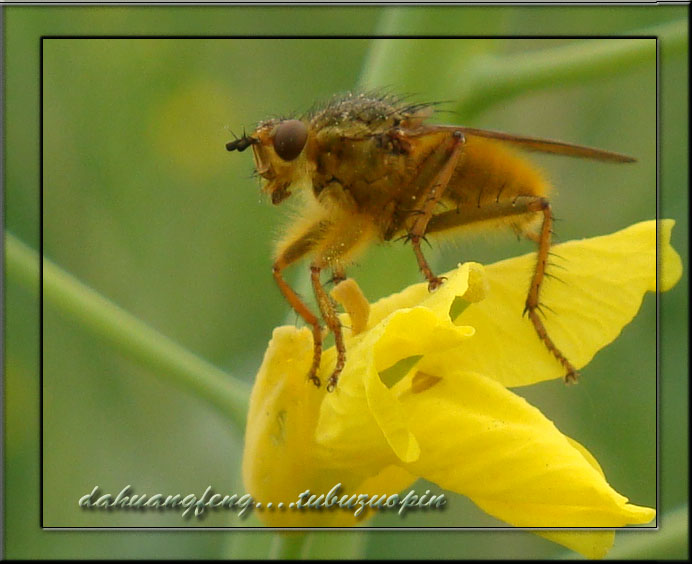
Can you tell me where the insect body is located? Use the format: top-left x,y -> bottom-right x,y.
227,92 -> 635,391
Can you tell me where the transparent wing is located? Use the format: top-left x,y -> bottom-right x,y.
420,125 -> 636,163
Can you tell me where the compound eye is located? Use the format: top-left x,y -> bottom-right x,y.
273,120 -> 308,161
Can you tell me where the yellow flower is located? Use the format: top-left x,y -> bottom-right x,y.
242,220 -> 682,559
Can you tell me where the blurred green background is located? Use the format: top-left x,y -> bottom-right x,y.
4,4 -> 688,560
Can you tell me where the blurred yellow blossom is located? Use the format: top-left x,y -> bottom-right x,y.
242,219 -> 681,559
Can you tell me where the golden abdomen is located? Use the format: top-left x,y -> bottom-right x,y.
447,136 -> 551,207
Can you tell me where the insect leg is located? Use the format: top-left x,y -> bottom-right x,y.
310,264 -> 346,392
408,131 -> 466,290
273,220 -> 331,388
426,197 -> 578,383
523,199 -> 579,383
310,212 -> 377,391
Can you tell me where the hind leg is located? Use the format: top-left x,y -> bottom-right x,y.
426,197 -> 578,383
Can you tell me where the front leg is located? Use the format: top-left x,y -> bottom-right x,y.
273,261 -> 324,388
273,207 -> 376,391
272,217 -> 331,388
309,212 -> 377,391
310,264 -> 346,392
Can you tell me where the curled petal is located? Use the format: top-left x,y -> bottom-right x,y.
425,219 -> 681,387
316,264 -> 481,467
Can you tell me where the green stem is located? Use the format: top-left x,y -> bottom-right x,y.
301,531 -> 368,560
268,533 -> 308,560
458,19 -> 685,118
358,11 -> 508,97
6,232 -> 250,432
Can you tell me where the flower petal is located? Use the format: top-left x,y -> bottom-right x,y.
243,326 -> 378,526
242,325 -> 420,526
317,306 -> 474,466
431,219 -> 681,386
362,262 -> 485,330
398,369 -> 655,528
315,262 -> 483,467
658,220 -> 683,291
